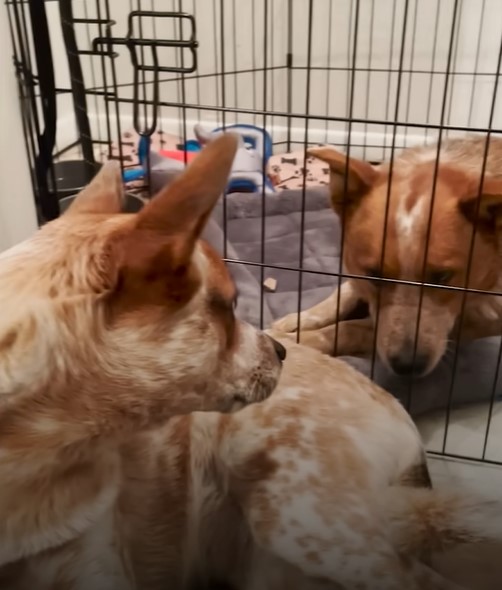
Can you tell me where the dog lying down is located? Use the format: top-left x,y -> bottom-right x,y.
0,135 -> 501,590
273,136 -> 502,378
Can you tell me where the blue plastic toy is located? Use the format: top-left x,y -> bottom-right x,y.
122,135 -> 151,183
122,123 -> 275,196
195,123 -> 275,194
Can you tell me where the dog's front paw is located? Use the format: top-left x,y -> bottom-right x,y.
273,311 -> 324,333
272,313 -> 302,333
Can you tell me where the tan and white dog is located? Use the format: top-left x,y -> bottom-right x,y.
0,133 -> 283,574
0,133 -> 501,590
274,136 -> 502,377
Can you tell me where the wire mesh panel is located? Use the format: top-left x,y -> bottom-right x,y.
5,0 -> 502,464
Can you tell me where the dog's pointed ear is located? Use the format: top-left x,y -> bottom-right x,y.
308,146 -> 377,215
66,161 -> 124,215
127,133 -> 238,272
459,176 -> 502,228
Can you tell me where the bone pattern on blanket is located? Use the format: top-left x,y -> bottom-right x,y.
267,149 -> 331,191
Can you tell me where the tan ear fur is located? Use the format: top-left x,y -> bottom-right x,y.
459,175 -> 502,227
107,134 -> 238,311
66,161 -> 124,216
137,133 -> 238,232
308,146 -> 377,214
131,133 -> 238,269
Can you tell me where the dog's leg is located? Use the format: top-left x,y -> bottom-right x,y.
272,281 -> 362,333
238,457 -> 474,590
248,526 -> 423,589
248,523 -> 467,590
284,317 -> 374,356
242,484 -> 432,590
455,314 -> 502,342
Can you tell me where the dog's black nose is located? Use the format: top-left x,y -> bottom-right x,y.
389,351 -> 429,377
270,337 -> 287,362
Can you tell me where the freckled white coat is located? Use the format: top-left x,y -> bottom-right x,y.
0,134 -> 500,590
3,340 -> 501,590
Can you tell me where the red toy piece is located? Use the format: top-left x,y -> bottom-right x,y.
159,150 -> 199,164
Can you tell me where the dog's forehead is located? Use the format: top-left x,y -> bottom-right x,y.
345,166 -> 473,275
394,167 -> 475,259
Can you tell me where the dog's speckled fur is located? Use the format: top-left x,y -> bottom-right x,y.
3,338 -> 502,589
1,134 -> 501,589
0,133 -> 282,578
274,136 -> 502,376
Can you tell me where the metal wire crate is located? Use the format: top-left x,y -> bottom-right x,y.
5,0 -> 502,465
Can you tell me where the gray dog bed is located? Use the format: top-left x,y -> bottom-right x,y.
202,188 -> 502,417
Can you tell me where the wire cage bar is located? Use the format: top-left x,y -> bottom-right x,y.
5,0 -> 502,465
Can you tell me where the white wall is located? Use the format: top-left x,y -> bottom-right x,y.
55,0 -> 502,162
0,3 -> 38,252
5,0 -> 502,192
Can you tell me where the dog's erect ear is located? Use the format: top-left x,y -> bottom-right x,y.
308,146 -> 377,215
130,133 -> 238,270
459,176 -> 502,228
66,161 -> 124,216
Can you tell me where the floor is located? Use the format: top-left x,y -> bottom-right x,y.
417,401 -> 502,463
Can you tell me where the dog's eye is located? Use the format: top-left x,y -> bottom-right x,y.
427,269 -> 454,285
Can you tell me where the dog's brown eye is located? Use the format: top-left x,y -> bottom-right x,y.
427,269 -> 454,285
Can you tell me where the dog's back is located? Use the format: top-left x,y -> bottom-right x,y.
5,340 -> 502,589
